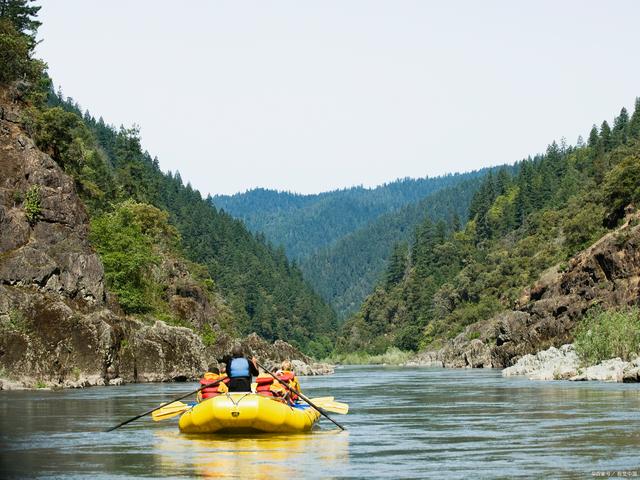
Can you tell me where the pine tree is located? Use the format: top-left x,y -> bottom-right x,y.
600,120 -> 613,151
612,107 -> 629,145
385,242 -> 408,288
0,0 -> 41,44
629,97 -> 640,140
588,125 -> 599,148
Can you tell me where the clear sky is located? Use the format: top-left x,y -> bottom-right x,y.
36,1 -> 640,196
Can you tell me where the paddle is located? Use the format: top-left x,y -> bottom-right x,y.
312,398 -> 349,415
151,401 -> 190,421
104,378 -> 225,432
255,360 -> 347,431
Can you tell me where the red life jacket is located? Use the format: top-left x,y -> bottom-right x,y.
200,374 -> 225,399
255,375 -> 275,396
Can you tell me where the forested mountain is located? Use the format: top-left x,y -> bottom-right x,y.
338,101 -> 640,354
0,1 -> 336,357
214,170 -> 497,318
300,176 -> 498,317
212,173 -> 488,260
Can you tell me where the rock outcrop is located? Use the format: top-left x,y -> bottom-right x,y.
502,344 -> 640,382
0,88 -> 329,390
416,210 -> 640,369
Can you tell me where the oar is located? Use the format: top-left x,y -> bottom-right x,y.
105,378 -> 225,432
310,396 -> 334,403
255,360 -> 347,431
311,398 -> 349,415
151,401 -> 191,421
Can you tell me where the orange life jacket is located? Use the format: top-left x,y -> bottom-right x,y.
276,370 -> 299,401
200,373 -> 227,399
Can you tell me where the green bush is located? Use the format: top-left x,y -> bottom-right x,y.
89,202 -> 162,313
394,324 -> 422,351
23,184 -> 41,224
201,324 -> 217,347
574,307 -> 640,365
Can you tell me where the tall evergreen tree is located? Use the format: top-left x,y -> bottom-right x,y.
588,125 -> 599,148
600,120 -> 613,151
612,107 -> 629,145
0,0 -> 40,43
385,242 -> 408,288
629,98 -> 640,139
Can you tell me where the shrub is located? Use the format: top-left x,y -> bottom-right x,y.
201,324 -> 217,347
8,308 -> 29,332
394,324 -> 422,351
23,184 -> 41,224
467,331 -> 481,340
574,307 -> 640,365
89,202 -> 162,313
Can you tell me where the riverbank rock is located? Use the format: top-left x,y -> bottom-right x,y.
502,344 -> 640,383
405,350 -> 444,368
502,344 -> 579,380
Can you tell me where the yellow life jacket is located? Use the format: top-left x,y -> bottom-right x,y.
197,372 -> 228,402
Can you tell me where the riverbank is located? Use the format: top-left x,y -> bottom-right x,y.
0,331 -> 334,391
0,359 -> 334,391
501,344 -> 640,382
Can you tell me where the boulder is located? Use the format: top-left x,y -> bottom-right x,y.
572,358 -> 627,382
503,345 -> 640,383
502,344 -> 579,380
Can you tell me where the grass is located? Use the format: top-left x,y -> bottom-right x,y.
574,306 -> 640,365
328,347 -> 413,365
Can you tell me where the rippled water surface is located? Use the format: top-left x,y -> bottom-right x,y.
1,366 -> 639,479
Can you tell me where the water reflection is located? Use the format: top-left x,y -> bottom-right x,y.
153,430 -> 349,478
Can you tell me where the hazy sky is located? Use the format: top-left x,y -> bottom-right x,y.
37,1 -> 640,196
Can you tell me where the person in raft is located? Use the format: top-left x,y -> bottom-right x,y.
196,365 -> 228,402
276,360 -> 301,401
225,345 -> 259,392
255,369 -> 287,400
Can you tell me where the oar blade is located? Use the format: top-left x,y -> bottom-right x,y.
310,398 -> 349,415
310,396 -> 334,403
151,401 -> 190,421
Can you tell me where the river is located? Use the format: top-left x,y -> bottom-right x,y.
1,366 -> 639,479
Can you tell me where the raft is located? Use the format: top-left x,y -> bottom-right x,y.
178,393 -> 321,434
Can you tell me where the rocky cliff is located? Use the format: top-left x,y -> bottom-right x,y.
0,88 -> 328,390
414,209 -> 640,369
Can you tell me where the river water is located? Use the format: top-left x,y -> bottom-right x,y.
1,366 -> 639,479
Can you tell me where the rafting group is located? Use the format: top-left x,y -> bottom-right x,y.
107,345 -> 347,434
196,346 -> 301,404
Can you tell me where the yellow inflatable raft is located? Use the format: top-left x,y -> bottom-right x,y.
178,393 -> 321,434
